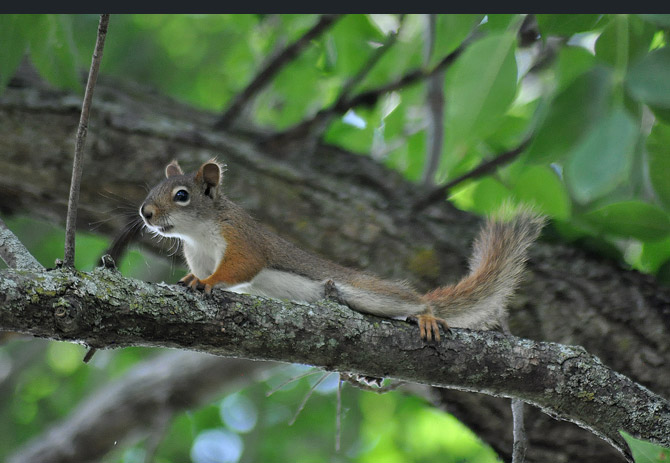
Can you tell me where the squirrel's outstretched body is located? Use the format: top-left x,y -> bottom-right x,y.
140,160 -> 544,341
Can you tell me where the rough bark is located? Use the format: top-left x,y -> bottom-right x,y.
1,71 -> 670,461
1,266 -> 668,461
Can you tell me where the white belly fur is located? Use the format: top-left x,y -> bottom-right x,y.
229,268 -> 324,303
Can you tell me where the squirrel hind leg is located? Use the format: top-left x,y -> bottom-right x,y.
407,310 -> 451,342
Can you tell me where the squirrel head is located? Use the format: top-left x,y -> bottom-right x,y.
139,159 -> 226,240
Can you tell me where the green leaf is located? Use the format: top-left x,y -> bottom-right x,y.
581,201 -> 670,241
330,15 -> 384,78
29,14 -> 81,92
650,106 -> 670,125
450,177 -> 514,215
527,67 -> 613,164
445,32 -> 518,145
647,122 -> 670,209
595,15 -> 655,69
536,14 -> 602,36
359,15 -> 424,90
638,14 -> 670,29
512,166 -> 571,220
555,46 -> 596,91
481,14 -> 518,32
428,14 -> 483,68
639,236 -> 670,274
565,108 -> 638,203
626,47 -> 670,108
0,15 -> 33,92
620,431 -> 670,463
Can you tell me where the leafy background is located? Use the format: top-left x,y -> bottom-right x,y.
1,13 -> 670,462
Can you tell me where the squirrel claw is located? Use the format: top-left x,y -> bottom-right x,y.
407,314 -> 450,342
179,274 -> 197,287
179,274 -> 213,295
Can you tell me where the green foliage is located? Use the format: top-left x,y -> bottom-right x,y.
0,14 -> 80,93
621,431 -> 670,463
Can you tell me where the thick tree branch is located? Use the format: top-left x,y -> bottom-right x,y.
8,350 -> 272,463
0,267 -> 668,461
214,14 -> 342,130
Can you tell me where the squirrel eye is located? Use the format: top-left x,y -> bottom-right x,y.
173,189 -> 189,203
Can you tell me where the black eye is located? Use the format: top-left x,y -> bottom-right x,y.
173,189 -> 189,202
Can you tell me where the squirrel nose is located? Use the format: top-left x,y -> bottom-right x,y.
140,204 -> 155,221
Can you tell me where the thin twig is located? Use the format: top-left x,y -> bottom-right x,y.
83,348 -> 97,363
268,15 -> 407,144
63,14 -> 110,268
288,372 -> 330,426
342,31 -> 477,114
144,410 -> 172,463
265,368 -> 322,397
421,14 -> 445,186
335,377 -> 342,452
215,14 -> 342,130
501,318 -> 528,463
0,218 -> 43,271
511,398 -> 528,463
337,15 -> 405,107
412,136 -> 533,212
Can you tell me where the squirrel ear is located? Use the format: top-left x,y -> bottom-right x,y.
197,160 -> 224,187
165,160 -> 183,178
196,160 -> 225,198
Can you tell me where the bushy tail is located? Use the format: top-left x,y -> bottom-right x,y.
422,206 -> 545,329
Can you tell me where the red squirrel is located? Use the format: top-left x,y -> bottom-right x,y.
140,160 -> 544,341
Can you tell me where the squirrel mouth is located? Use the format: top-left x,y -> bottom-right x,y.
157,225 -> 174,233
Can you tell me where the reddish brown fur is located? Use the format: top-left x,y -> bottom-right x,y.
201,224 -> 267,286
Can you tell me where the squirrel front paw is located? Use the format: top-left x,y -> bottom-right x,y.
178,273 -> 214,295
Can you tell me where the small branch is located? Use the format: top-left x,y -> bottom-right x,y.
343,31 -> 476,113
412,136 -> 532,212
337,15 -> 405,108
421,14 -> 445,186
214,14 -> 342,130
0,218 -> 43,271
63,14 -> 110,268
502,318 -> 529,463
267,15 -> 405,145
268,27 -> 475,148
511,399 -> 528,463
